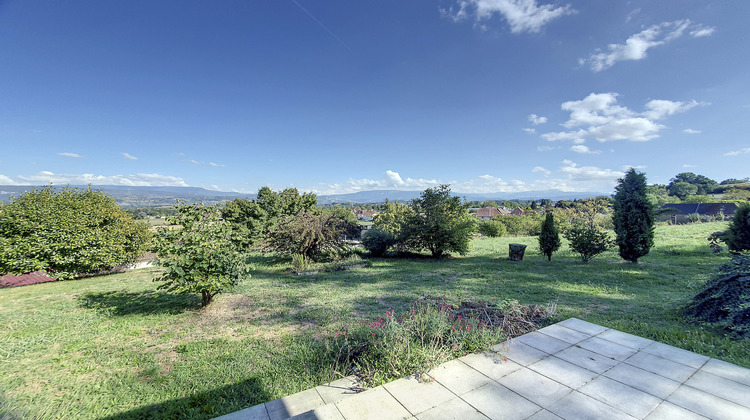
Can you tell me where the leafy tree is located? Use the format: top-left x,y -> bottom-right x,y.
477,220 -> 506,238
613,169 -> 655,263
153,202 -> 250,307
372,201 -> 414,251
0,186 -> 150,279
727,203 -> 750,252
667,182 -> 698,200
564,227 -> 614,263
667,172 -> 718,197
265,212 -> 354,261
322,207 -> 361,239
222,198 -> 267,248
407,185 -> 477,258
538,213 -> 561,261
720,178 -> 750,185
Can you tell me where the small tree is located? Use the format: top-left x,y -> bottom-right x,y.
477,220 -> 506,238
727,203 -> 750,252
613,168 -> 655,263
265,212 -> 354,261
538,213 -> 561,261
564,227 -> 614,263
362,229 -> 396,257
153,202 -> 250,307
0,186 -> 150,279
407,185 -> 477,258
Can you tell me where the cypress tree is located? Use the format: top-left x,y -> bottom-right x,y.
727,202 -> 750,252
613,168 -> 655,263
538,213 -> 561,261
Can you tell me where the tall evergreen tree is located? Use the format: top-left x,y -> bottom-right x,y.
613,168 -> 655,263
538,213 -> 561,261
726,202 -> 750,252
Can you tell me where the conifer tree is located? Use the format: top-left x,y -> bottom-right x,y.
538,213 -> 561,261
613,168 -> 655,263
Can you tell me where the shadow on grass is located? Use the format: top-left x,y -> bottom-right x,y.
98,377 -> 272,420
78,290 -> 201,316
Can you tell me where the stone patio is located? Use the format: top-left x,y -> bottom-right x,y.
214,318 -> 750,420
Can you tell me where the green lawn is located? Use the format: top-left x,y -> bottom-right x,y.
1,222 -> 748,419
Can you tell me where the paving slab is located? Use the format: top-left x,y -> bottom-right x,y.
213,318 -> 750,420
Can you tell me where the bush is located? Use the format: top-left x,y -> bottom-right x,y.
538,213 -> 561,261
152,202 -> 250,307
686,252 -> 750,336
477,220 -> 506,238
406,185 -> 477,258
727,203 -> 750,252
0,186 -> 150,279
362,229 -> 396,257
493,214 -> 544,236
265,212 -> 354,261
564,227 -> 614,263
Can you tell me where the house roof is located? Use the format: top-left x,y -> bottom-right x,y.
474,207 -> 502,218
659,203 -> 739,216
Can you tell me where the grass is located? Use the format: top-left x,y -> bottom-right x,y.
1,221 -> 748,419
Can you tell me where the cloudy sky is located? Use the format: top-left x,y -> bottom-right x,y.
1,1 -> 748,195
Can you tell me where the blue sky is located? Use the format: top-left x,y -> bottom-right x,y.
1,0 -> 748,195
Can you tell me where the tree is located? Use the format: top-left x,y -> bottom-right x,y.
0,186 -> 150,279
667,182 -> 698,200
265,212 -> 354,261
478,220 -> 506,238
407,185 -> 477,258
538,213 -> 561,261
667,172 -> 718,198
564,227 -> 614,263
362,229 -> 396,257
153,202 -> 250,307
613,168 -> 655,263
726,203 -> 750,252
372,201 -> 415,251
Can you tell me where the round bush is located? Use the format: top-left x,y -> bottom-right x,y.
362,229 -> 396,257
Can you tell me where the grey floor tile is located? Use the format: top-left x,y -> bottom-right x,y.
460,382 -> 542,420
414,397 -> 490,420
641,342 -> 710,369
596,329 -> 653,350
602,363 -> 681,399
497,368 -> 572,407
547,391 -> 637,420
430,359 -> 493,396
460,352 -> 523,381
334,386 -> 412,420
516,331 -> 572,354
644,402 -> 709,420
266,388 -> 325,420
555,318 -> 608,336
213,403 -> 270,420
700,358 -> 750,387
494,340 -> 550,366
624,351 -> 697,382
384,376 -> 456,416
667,384 -> 750,419
288,403 -> 345,420
577,337 -> 637,361
315,377 -> 363,404
579,376 -> 661,418
537,324 -> 591,344
684,370 -> 750,408
554,346 -> 619,374
525,410 -> 563,420
528,356 -> 598,389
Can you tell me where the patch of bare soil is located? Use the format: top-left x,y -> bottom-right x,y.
450,300 -> 553,338
0,271 -> 57,288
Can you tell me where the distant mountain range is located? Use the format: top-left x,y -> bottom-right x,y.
0,185 -> 610,208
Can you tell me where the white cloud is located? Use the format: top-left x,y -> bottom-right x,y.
570,145 -> 600,154
190,160 -> 201,165
625,8 -> 640,23
528,114 -> 547,125
581,20 -> 715,72
0,174 -> 16,184
14,172 -> 189,187
724,147 -> 750,157
58,152 -> 82,158
121,152 -> 138,160
683,128 -> 701,134
682,164 -> 697,168
523,128 -> 536,134
559,160 -> 624,183
208,162 -> 226,168
532,166 -> 551,176
537,145 -> 559,151
621,164 -> 646,171
444,0 -> 575,33
540,92 -> 705,143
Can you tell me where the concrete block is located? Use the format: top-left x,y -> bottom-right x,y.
685,370 -> 750,408
516,331 -> 572,354
266,388 -> 325,420
497,368 -> 572,407
623,351 -> 697,382
579,376 -> 661,418
555,318 -> 608,336
315,376 -> 363,404
334,386 -> 412,420
459,352 -> 523,381
641,342 -> 710,369
700,358 -> 750,387
602,363 -> 681,399
525,410 -> 563,420
460,382 -> 542,420
644,402 -> 709,420
596,329 -> 653,350
494,340 -> 549,366
577,337 -> 637,361
527,356 -> 598,389
212,403 -> 270,420
383,376 -> 456,416
537,324 -> 591,345
414,397 -> 489,420
667,384 -> 750,419
554,346 -> 619,374
288,403 -> 345,420
547,391 -> 637,420
430,359 -> 492,396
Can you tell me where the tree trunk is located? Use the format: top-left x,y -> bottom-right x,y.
201,290 -> 214,307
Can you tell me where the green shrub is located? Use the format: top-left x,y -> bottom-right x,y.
538,213 -> 561,261
477,220 -> 506,238
727,203 -> 750,252
687,252 -> 750,336
0,186 -> 150,279
564,227 -> 614,263
362,229 -> 396,257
